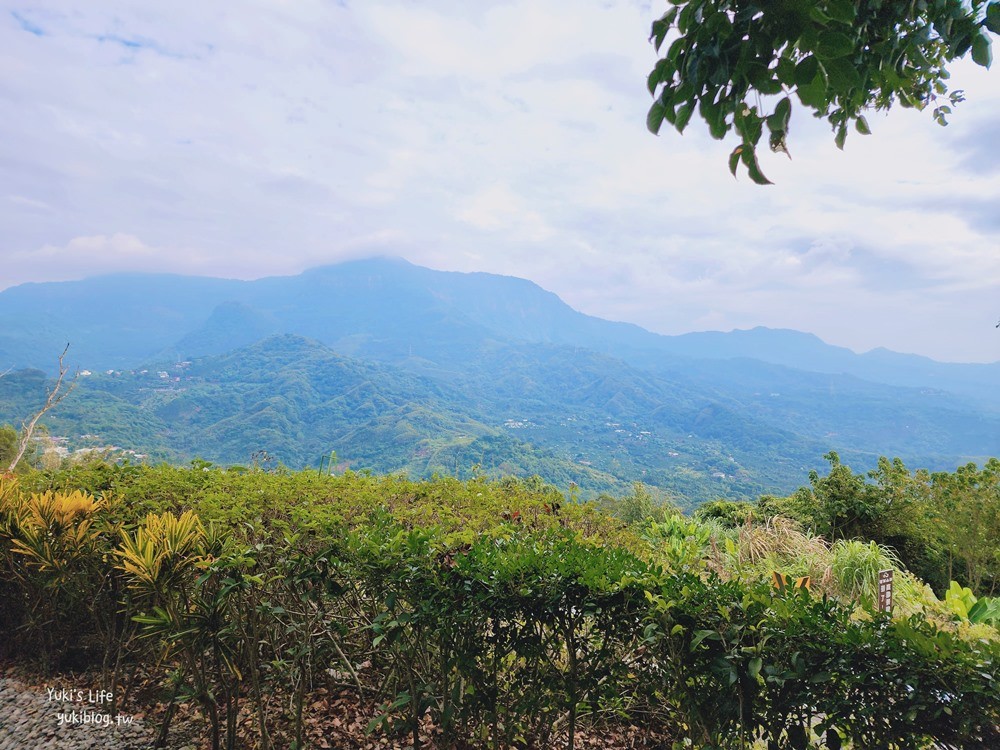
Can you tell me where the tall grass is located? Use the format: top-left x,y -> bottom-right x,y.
829,539 -> 898,608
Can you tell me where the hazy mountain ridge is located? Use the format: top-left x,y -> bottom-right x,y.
1,258 -> 997,503
3,257 -> 996,407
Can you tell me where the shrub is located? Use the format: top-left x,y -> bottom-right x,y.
2,464 -> 997,749
0,485 -> 121,668
643,575 -> 1000,749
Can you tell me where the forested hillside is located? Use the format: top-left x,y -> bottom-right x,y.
1,260 -> 997,503
3,331 -> 998,504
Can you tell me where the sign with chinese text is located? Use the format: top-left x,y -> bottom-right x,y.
878,569 -> 893,613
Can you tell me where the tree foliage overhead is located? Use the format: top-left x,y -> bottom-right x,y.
646,0 -> 1000,183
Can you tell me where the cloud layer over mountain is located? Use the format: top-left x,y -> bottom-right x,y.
2,2 -> 999,362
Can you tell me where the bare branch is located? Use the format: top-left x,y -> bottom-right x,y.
8,344 -> 77,472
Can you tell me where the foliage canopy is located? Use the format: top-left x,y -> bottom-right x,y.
647,0 -> 1000,182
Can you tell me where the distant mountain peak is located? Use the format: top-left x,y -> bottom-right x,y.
303,255 -> 416,274
0,257 -> 996,409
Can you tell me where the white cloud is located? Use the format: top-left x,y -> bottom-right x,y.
6,233 -> 161,282
41,233 -> 155,259
457,184 -> 553,241
0,1 -> 998,362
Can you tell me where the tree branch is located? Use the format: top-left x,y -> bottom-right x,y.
8,344 -> 77,472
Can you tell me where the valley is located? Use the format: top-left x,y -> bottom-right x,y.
2,258 -> 997,506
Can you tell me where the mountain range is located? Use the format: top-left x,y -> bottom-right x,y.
1,257 -> 997,506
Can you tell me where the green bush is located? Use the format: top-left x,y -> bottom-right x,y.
2,464 -> 998,749
643,574 -> 1000,749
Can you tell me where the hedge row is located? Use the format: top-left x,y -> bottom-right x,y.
1,474 -> 998,749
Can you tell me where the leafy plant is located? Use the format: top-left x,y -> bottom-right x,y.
2,462 -> 998,749
644,574 -> 1000,749
0,487 -> 119,667
118,510 -> 256,750
647,0 -> 1000,182
641,514 -> 713,573
945,580 -> 1000,626
829,539 -> 898,609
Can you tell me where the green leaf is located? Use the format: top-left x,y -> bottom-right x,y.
365,716 -> 384,735
827,0 -> 857,24
796,76 -> 828,109
986,4 -> 1000,35
650,10 -> 676,52
825,58 -> 861,92
775,58 -> 796,86
794,56 -> 819,87
855,115 -> 871,135
752,70 -> 784,95
972,31 -> 993,69
741,146 -> 773,185
968,598 -> 988,624
666,36 -> 685,66
699,97 -> 727,139
773,96 -> 791,130
729,145 -> 743,177
677,3 -> 694,34
809,7 -> 831,26
664,100 -> 680,127
749,657 -> 762,679
675,102 -> 694,133
817,31 -> 855,59
709,117 -> 728,139
690,629 -> 717,649
952,30 -> 975,59
646,70 -> 661,97
835,123 -> 847,150
389,692 -> 412,710
737,106 -> 763,145
647,101 -> 666,135
769,129 -> 788,155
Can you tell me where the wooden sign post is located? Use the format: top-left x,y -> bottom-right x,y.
772,572 -> 811,592
877,569 -> 893,613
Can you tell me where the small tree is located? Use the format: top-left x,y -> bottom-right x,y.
4,345 -> 76,472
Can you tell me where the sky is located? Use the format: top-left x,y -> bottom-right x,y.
1,1 -> 999,363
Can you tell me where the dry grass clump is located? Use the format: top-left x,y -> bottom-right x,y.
735,515 -> 827,566
717,516 -> 935,614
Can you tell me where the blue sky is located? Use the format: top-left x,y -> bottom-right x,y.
1,1 -> 999,363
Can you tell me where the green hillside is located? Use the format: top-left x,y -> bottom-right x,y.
0,336 -> 627,497
4,332 -> 998,506
2,259 -> 997,507
3,259 -> 999,411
